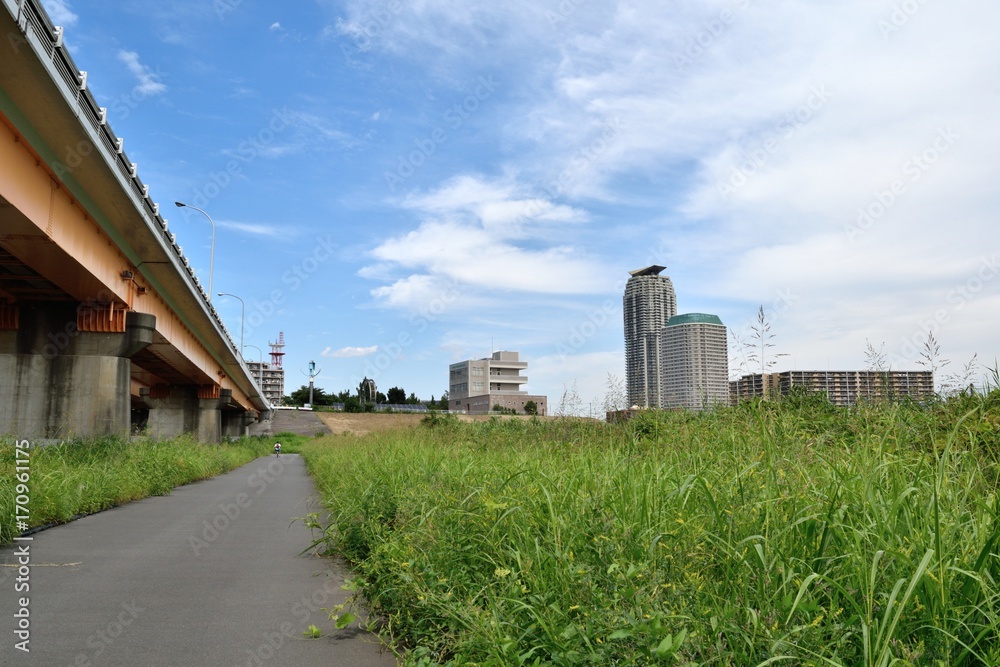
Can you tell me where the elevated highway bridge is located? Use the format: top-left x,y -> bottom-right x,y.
0,0 -> 271,441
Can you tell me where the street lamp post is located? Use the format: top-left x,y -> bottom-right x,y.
174,201 -> 216,301
216,292 -> 245,353
244,344 -> 264,394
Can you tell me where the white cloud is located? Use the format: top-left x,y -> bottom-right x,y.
116,50 -> 166,96
401,175 -> 587,235
270,22 -> 282,31
216,220 -> 284,237
322,345 -> 379,358
342,0 -> 1000,374
42,0 -> 77,26
365,175 -> 604,311
369,275 -> 457,311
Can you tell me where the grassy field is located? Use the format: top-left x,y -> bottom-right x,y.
300,393 -> 1000,666
0,432 -> 306,545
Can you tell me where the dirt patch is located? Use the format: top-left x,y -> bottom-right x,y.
316,412 -> 425,436
314,412 -> 548,437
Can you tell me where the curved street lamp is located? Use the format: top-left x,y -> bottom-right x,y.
174,201 -> 215,301
216,292 -> 244,353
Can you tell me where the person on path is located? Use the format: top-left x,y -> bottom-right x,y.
274,441 -> 281,457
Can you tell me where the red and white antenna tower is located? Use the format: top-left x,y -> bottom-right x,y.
269,332 -> 285,368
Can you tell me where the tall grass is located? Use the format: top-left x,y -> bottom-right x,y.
0,434 -> 299,545
301,392 -> 1000,666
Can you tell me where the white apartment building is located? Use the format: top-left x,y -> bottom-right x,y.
246,361 -> 284,407
623,265 -> 677,408
729,370 -> 934,406
661,313 -> 729,410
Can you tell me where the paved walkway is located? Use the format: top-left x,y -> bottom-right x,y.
0,454 -> 397,666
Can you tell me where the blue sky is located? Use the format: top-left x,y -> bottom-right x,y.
43,0 -> 1000,408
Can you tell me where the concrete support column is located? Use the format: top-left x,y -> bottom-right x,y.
197,396 -> 222,443
221,411 -> 254,440
0,304 -> 153,440
219,388 -> 255,439
141,385 -> 224,443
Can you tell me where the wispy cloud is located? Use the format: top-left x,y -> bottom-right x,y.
216,220 -> 285,237
234,110 -> 359,159
342,0 -> 1000,375
42,0 -> 77,26
322,345 -> 378,358
365,174 -> 606,311
117,50 -> 166,96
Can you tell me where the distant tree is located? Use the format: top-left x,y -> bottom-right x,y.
386,386 -> 406,404
524,400 -> 538,415
406,392 -> 420,404
289,385 -> 333,406
287,386 -> 308,406
376,391 -> 387,404
438,391 -> 450,410
342,396 -> 361,412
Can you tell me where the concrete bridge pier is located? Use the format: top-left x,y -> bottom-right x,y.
0,304 -> 154,440
220,389 -> 256,439
141,385 -> 229,443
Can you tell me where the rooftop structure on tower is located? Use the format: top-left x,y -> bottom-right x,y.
269,332 -> 285,367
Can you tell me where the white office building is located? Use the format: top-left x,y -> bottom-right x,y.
449,351 -> 547,415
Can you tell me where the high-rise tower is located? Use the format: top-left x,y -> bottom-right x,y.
661,314 -> 729,411
623,266 -> 677,408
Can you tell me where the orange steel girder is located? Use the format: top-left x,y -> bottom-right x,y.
0,115 -> 255,412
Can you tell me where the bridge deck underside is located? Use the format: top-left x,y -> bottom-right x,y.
0,160 -> 230,407
0,1 -> 264,431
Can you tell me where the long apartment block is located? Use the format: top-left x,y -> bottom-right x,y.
729,370 -> 934,406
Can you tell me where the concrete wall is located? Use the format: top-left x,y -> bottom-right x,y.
0,305 -> 153,439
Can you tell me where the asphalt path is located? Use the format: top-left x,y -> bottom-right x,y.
0,453 -> 398,666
